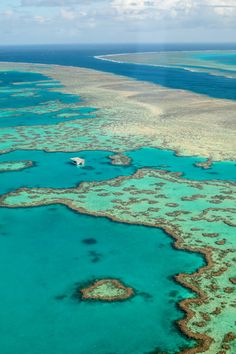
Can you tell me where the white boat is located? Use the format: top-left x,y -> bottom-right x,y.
70,157 -> 85,166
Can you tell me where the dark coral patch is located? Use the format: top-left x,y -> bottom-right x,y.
82,238 -> 97,245
89,250 -> 102,263
169,290 -> 179,298
54,294 -> 67,301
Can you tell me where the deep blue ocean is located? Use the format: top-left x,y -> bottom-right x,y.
1,43 -> 236,99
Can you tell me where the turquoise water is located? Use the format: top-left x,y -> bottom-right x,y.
0,205 -> 203,354
0,150 -> 133,194
128,148 -> 236,182
194,51 -> 236,67
0,68 -> 234,354
1,85 -> 79,109
0,147 -> 235,195
0,108 -> 96,128
0,71 -> 96,127
0,107 -> 96,128
0,71 -> 52,85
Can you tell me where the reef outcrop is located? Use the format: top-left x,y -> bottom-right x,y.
79,279 -> 134,301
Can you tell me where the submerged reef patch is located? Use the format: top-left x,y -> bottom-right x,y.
109,153 -> 132,166
82,237 -> 97,245
0,160 -> 33,172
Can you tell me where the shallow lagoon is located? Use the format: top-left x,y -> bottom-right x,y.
0,147 -> 235,195
127,148 -> 236,182
0,150 -> 133,194
0,107 -> 96,128
0,71 -> 96,127
0,71 -> 80,109
0,205 -> 203,354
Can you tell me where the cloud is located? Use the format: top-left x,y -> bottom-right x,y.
60,8 -> 77,20
205,0 -> 236,16
1,0 -> 235,44
21,0 -> 81,6
2,10 -> 14,17
34,15 -> 47,23
111,0 -> 196,21
110,0 -> 236,27
19,0 -> 236,22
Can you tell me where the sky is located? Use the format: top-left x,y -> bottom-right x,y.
0,0 -> 236,44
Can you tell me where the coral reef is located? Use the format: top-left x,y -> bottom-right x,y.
79,279 -> 134,301
1,169 -> 236,353
0,160 -> 33,172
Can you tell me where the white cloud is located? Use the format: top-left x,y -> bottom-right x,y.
112,0 -> 194,12
110,0 -> 236,26
19,0 -> 236,23
60,8 -> 77,20
111,0 -> 196,21
2,10 -> 14,17
34,14 -> 46,23
21,0 -> 79,6
206,0 -> 236,16
1,0 -> 236,44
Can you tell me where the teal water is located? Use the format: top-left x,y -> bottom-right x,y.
0,107 -> 96,128
193,51 -> 236,67
0,71 -> 96,127
0,68 -> 234,354
0,150 -> 133,194
127,148 -> 236,182
0,205 -> 203,354
0,71 -> 52,85
0,147 -> 235,195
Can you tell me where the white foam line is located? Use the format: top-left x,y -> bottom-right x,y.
95,48 -> 236,60
94,50 -> 236,78
95,54 -> 198,73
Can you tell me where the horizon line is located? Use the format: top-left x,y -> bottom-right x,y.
1,42 -> 236,47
